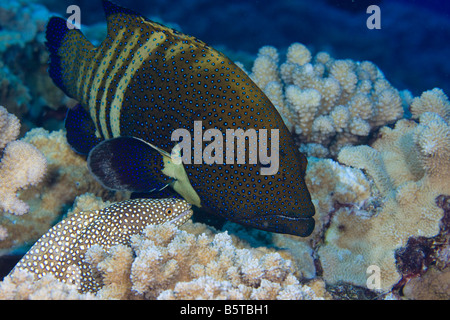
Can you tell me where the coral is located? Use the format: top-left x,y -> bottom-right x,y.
0,140 -> 47,215
249,43 -> 406,157
263,156 -> 373,283
81,222 -> 327,299
0,1 -> 71,125
410,88 -> 450,122
0,105 -> 20,149
304,157 -> 372,243
0,5 -> 448,299
402,266 -> 450,300
317,99 -> 450,292
0,106 -> 47,215
0,217 -> 329,300
0,66 -> 31,123
0,269 -> 95,300
0,1 -> 49,52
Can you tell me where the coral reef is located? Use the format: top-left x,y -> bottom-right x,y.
0,126 -> 126,255
1,194 -> 329,300
0,105 -> 20,149
0,4 -> 449,298
0,1 -> 74,127
317,89 -> 450,292
84,221 -> 328,299
249,43 -> 406,157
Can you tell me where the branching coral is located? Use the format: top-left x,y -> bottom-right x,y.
249,43 -> 406,157
317,95 -> 450,292
410,88 -> 450,122
0,106 -> 47,215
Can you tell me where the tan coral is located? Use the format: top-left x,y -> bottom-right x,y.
330,59 -> 358,95
286,43 -> 311,66
0,106 -> 47,216
250,46 -> 280,89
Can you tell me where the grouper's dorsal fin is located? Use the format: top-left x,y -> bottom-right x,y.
45,17 -> 95,100
102,0 -> 143,26
101,0 -> 209,49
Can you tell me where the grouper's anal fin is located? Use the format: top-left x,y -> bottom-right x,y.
87,136 -> 201,207
65,104 -> 103,155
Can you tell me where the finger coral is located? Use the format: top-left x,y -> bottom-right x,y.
317,100 -> 450,292
249,43 -> 406,157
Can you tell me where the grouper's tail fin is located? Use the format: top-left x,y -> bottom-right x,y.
45,17 -> 95,100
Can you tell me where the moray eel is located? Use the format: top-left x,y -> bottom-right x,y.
11,198 -> 193,293
45,0 -> 315,236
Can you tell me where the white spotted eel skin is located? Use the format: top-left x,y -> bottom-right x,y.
10,198 -> 192,292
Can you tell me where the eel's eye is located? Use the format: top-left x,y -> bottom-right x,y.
165,208 -> 173,216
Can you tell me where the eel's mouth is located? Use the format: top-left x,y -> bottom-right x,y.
168,204 -> 194,226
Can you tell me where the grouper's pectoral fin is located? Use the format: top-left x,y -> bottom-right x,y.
87,137 -> 201,207
163,144 -> 202,208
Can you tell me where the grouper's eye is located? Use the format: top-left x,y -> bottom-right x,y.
165,208 -> 174,216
